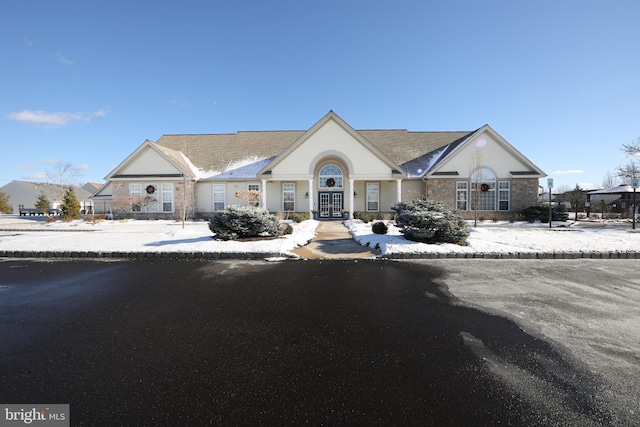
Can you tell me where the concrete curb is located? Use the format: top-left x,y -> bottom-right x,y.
1,249 -> 638,260
381,251 -> 640,260
0,250 -> 296,260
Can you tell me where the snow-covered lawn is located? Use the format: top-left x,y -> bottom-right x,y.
0,217 -> 316,256
347,219 -> 640,257
0,215 -> 638,257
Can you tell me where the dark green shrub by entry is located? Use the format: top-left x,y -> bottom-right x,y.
523,203 -> 569,223
283,223 -> 293,235
371,221 -> 388,235
288,212 -> 310,223
209,206 -> 281,240
354,211 -> 375,223
390,199 -> 469,244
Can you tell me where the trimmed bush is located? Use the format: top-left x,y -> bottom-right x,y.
209,206 -> 281,240
371,221 -> 388,235
288,212 -> 310,223
523,203 -> 569,223
354,211 -> 375,223
390,199 -> 469,244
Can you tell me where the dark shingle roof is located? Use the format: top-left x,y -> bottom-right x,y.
154,129 -> 474,177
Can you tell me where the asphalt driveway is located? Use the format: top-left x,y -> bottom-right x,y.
0,259 -> 637,426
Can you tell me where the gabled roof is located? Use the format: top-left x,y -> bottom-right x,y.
153,111 -> 476,179
3,180 -> 93,201
423,124 -> 546,178
105,140 -> 198,180
257,111 -> 404,176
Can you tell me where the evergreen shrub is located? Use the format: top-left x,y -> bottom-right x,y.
353,211 -> 375,223
209,206 -> 281,240
60,188 -> 81,220
371,221 -> 388,235
0,190 -> 10,213
523,203 -> 569,223
390,199 -> 469,244
288,212 -> 310,223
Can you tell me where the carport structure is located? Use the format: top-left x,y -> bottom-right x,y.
587,185 -> 638,219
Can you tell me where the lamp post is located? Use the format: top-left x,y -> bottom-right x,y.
547,178 -> 553,228
632,179 -> 638,230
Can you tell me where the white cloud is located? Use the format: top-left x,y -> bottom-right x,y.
6,109 -> 107,128
170,98 -> 189,107
15,163 -> 38,170
551,169 -> 584,175
54,52 -> 73,65
23,171 -> 47,180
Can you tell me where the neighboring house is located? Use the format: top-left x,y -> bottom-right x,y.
587,185 -> 639,218
0,180 -> 94,213
93,111 -> 545,220
82,182 -> 102,196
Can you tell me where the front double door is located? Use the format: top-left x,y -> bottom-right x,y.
318,191 -> 343,219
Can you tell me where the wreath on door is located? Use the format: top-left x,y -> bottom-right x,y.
326,178 -> 336,187
480,183 -> 490,192
145,185 -> 156,194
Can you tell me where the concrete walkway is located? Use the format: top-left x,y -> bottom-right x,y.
290,220 -> 379,259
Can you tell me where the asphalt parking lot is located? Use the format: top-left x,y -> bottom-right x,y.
0,258 -> 638,426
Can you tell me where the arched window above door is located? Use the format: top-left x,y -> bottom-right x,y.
471,167 -> 497,211
319,164 -> 343,188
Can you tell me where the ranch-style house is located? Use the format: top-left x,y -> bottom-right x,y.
93,111 -> 545,220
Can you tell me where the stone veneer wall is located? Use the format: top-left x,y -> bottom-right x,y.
425,179 -> 457,209
426,178 -> 540,221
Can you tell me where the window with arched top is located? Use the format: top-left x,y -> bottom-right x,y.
472,168 -> 496,211
457,168 -> 510,212
319,164 -> 343,189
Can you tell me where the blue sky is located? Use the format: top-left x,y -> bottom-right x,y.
2,0 -> 639,192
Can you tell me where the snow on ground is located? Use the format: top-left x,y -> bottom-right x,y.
0,216 -> 317,255
347,219 -> 640,256
0,215 -> 639,257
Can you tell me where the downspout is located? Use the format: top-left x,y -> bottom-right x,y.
422,176 -> 429,200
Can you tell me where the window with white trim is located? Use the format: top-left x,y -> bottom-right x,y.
366,183 -> 379,211
456,182 -> 468,210
161,183 -> 173,212
213,184 -> 225,211
144,183 -> 159,212
498,181 -> 510,211
248,183 -> 260,207
130,184 -> 142,212
283,183 -> 295,211
471,168 -> 496,211
319,164 -> 343,188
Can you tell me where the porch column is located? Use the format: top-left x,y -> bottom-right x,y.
349,178 -> 355,219
396,179 -> 402,203
261,179 -> 267,209
308,178 -> 314,216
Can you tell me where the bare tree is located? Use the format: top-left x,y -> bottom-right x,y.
470,149 -> 483,227
235,190 -> 261,207
622,136 -> 640,157
567,184 -> 586,221
179,177 -> 194,229
554,185 -> 572,205
111,195 -> 155,219
617,136 -> 640,184
45,161 -> 84,202
601,171 -> 618,189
